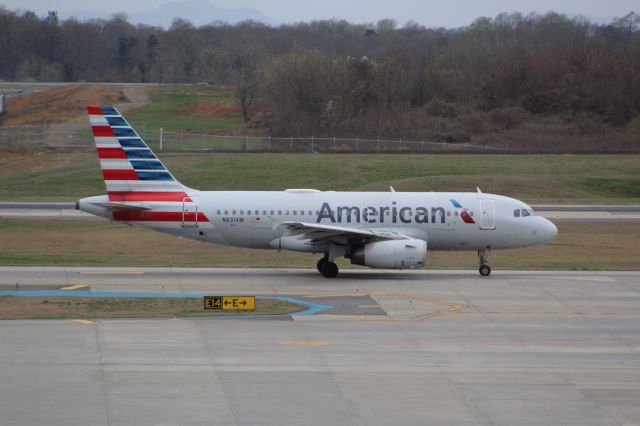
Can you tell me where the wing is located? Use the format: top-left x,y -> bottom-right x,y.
280,221 -> 411,245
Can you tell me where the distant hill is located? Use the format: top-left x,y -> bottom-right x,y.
62,0 -> 278,27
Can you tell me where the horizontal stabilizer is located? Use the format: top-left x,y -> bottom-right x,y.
95,202 -> 152,211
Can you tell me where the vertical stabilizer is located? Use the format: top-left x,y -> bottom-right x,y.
86,105 -> 192,202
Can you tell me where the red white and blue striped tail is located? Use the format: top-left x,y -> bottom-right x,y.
87,105 -> 192,202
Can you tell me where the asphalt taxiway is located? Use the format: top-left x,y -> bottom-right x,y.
1,267 -> 639,425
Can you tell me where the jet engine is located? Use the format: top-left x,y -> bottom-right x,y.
350,239 -> 427,269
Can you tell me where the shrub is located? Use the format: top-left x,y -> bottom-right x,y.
489,107 -> 527,130
424,98 -> 459,118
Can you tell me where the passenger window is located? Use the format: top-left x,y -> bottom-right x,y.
522,209 -> 531,217
293,210 -> 297,215
262,210 -> 266,215
217,210 -> 221,215
447,211 -> 451,216
454,211 -> 459,217
309,210 -> 312,216
286,210 -> 290,215
240,210 -> 244,215
270,210 -> 274,215
224,210 -> 228,215
232,210 -> 236,215
514,209 -> 521,217
315,210 -> 319,215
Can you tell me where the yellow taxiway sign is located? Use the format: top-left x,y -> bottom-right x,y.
204,296 -> 255,310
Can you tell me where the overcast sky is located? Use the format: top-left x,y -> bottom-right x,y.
3,0 -> 637,27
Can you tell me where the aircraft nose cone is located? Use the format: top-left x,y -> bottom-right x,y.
543,219 -> 558,242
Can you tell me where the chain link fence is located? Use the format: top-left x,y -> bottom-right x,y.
0,125 -> 47,150
151,131 -> 506,153
0,123 -> 508,153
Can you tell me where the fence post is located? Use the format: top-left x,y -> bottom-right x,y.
311,135 -> 314,153
355,137 -> 358,152
333,136 -> 336,150
268,136 -> 271,152
159,128 -> 163,151
421,141 -> 424,152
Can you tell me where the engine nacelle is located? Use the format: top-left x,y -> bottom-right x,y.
350,239 -> 427,269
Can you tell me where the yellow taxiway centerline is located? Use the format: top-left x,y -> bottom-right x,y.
72,319 -> 95,325
60,284 -> 89,291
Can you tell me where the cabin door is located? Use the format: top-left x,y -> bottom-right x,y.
182,198 -> 199,228
480,199 -> 495,230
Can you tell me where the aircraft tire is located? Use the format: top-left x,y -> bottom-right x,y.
479,265 -> 491,277
317,257 -> 327,273
321,262 -> 339,278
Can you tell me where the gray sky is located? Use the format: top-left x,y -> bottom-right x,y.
3,0 -> 637,27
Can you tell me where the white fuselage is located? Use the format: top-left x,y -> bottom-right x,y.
83,190 -> 557,252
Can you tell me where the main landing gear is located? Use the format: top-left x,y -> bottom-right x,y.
478,249 -> 491,276
317,256 -> 339,278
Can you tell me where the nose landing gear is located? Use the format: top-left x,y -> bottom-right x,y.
478,249 -> 491,276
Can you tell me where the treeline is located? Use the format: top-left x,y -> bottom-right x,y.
1,8 -> 639,138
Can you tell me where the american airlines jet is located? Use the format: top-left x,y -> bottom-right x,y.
78,105 -> 558,278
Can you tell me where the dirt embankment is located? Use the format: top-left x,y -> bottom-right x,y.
1,84 -> 125,126
180,102 -> 241,117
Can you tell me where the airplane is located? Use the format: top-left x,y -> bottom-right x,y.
77,105 -> 558,278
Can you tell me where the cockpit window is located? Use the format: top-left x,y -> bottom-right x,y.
515,208 -> 535,217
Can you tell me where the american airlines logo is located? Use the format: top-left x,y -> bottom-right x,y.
315,200 -> 476,225
317,202 -> 446,224
448,198 -> 476,224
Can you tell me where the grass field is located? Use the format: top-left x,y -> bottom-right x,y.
1,219 -> 638,270
125,85 -> 247,132
0,152 -> 639,204
0,296 -> 302,319
70,84 -> 249,141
